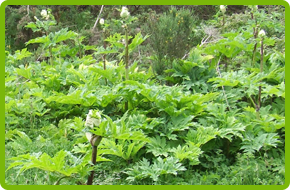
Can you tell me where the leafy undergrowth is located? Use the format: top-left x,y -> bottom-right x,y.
5,6 -> 285,185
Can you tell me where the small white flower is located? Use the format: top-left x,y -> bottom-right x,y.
100,18 -> 104,25
220,5 -> 226,14
120,6 -> 130,18
45,15 -> 49,20
34,16 -> 39,21
121,39 -> 126,45
41,10 -> 48,18
258,30 -> 266,38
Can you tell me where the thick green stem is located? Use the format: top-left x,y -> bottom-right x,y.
124,27 -> 129,110
251,11 -> 258,67
103,31 -> 107,85
251,38 -> 264,120
248,94 -> 260,120
248,95 -> 256,108
251,28 -> 258,67
260,39 -> 264,73
125,28 -> 129,81
258,39 -> 264,109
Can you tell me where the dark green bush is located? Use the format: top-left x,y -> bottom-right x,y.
143,7 -> 198,74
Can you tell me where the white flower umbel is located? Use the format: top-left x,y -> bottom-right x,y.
100,18 -> 104,25
41,10 -> 47,18
85,110 -> 102,146
85,110 -> 102,129
258,30 -> 266,38
120,6 -> 130,18
220,5 -> 226,14
249,5 -> 258,12
40,9 -> 49,20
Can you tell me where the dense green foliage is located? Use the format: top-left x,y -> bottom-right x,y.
5,5 -> 285,185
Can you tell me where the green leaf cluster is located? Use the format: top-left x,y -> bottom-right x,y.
124,157 -> 186,183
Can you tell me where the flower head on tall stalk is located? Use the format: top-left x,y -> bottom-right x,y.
220,5 -> 226,14
119,6 -> 132,110
258,29 -> 266,38
85,109 -> 102,129
99,18 -> 109,85
120,6 -> 130,18
41,9 -> 50,20
249,5 -> 258,12
41,10 -> 47,17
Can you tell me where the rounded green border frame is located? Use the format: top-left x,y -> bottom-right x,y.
1,1 -> 288,189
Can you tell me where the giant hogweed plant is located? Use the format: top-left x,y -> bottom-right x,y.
25,9 -> 80,66
7,109 -> 149,185
5,8 -> 149,185
94,7 -> 149,79
5,8 -> 150,124
202,5 -> 284,120
204,5 -> 283,71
